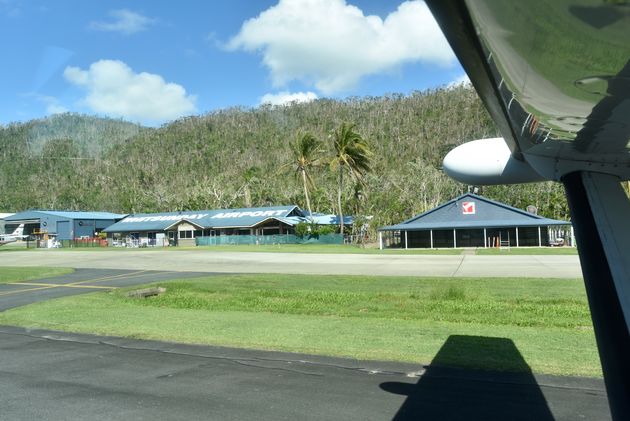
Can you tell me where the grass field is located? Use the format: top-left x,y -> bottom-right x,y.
186,244 -> 464,254
0,272 -> 599,377
2,242 -> 579,255
0,266 -> 73,284
476,247 -> 578,255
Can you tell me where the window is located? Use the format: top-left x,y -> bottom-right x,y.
179,230 -> 193,239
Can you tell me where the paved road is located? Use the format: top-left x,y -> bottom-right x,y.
0,249 -> 583,278
0,326 -> 610,421
0,268 -> 209,311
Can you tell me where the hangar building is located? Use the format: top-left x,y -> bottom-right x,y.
104,205 -> 305,246
378,193 -> 572,249
0,213 -> 15,235
4,210 -> 127,240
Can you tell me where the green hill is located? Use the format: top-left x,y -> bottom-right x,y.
0,87 -> 569,233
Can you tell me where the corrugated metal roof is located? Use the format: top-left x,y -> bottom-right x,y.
104,205 -> 304,232
286,213 -> 354,225
380,193 -> 569,231
5,210 -> 127,221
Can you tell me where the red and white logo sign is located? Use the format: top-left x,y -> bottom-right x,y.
462,202 -> 476,215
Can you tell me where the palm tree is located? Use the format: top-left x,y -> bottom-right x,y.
284,132 -> 322,218
330,123 -> 372,235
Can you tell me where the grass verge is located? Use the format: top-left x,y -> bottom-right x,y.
43,244 -> 463,254
0,266 -> 73,284
476,248 -> 578,255
0,273 -> 598,377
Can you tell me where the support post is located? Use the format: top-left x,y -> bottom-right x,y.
483,228 -> 487,248
404,230 -> 408,249
563,171 -> 630,420
430,230 -> 434,249
571,225 -> 575,247
453,229 -> 457,248
516,227 -> 519,247
538,226 -> 542,247
379,231 -> 383,250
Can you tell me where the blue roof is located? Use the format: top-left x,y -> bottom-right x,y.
104,205 -> 304,232
287,213 -> 354,225
6,210 -> 127,221
380,193 -> 569,231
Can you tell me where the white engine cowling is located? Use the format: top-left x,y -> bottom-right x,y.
442,137 -> 545,185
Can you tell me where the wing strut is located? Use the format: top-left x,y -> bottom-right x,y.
563,172 -> 630,420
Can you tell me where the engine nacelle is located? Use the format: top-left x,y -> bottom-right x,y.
442,138 -> 545,185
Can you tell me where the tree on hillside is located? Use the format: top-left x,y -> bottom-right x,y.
330,123 -> 372,234
283,132 -> 322,218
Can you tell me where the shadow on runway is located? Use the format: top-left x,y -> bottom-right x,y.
380,335 -> 554,421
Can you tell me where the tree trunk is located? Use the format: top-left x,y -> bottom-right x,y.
301,169 -> 313,219
338,165 -> 344,235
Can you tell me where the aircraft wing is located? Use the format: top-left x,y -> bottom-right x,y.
425,1 -> 630,419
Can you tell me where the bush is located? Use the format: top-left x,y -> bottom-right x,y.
294,222 -> 310,238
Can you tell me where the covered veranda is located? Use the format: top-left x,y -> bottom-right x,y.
379,222 -> 573,249
378,193 -> 573,249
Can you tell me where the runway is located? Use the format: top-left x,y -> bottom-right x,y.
0,249 -> 583,278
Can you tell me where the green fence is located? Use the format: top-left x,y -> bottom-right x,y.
196,233 -> 343,246
59,239 -> 108,248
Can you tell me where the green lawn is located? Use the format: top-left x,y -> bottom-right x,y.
0,273 -> 599,377
186,244 -> 463,254
4,243 -> 580,255
35,243 -> 464,254
0,266 -> 73,284
476,247 -> 578,255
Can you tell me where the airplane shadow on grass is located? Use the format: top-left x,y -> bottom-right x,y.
380,335 -> 554,421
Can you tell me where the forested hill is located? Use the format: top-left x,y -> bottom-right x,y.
0,86 -> 569,232
0,113 -> 146,156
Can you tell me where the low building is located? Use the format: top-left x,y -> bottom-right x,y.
103,205 -> 306,246
0,213 -> 15,235
4,210 -> 127,241
379,193 -> 572,249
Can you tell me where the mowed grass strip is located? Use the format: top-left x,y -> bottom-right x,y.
0,266 -> 73,284
186,244 -> 463,255
476,248 -> 578,255
0,273 -> 599,377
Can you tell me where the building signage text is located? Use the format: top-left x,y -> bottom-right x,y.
212,210 -> 287,219
121,214 -> 208,223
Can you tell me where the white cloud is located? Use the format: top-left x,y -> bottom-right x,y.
63,60 -> 197,123
447,73 -> 471,89
25,94 -> 68,115
89,9 -> 156,35
260,91 -> 318,106
40,96 -> 68,114
228,0 -> 455,94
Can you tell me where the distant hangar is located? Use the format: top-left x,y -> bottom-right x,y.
4,210 -> 126,240
379,193 -> 572,249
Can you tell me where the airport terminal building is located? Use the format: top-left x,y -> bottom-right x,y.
379,193 -> 572,249
104,205 -> 306,246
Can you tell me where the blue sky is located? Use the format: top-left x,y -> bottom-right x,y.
0,0 -> 466,126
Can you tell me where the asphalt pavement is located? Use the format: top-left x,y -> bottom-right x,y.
0,259 -> 605,420
0,326 -> 610,421
0,249 -> 583,278
0,268 -> 209,311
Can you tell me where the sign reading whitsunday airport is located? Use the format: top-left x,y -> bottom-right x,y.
212,210 -> 287,219
120,209 -> 290,224
121,214 -> 209,223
